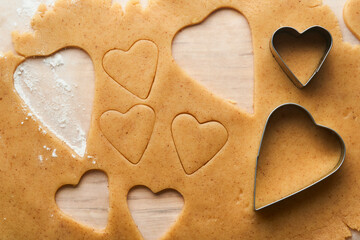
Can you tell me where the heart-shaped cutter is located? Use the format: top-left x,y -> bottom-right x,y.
270,26 -> 333,88
254,103 -> 346,211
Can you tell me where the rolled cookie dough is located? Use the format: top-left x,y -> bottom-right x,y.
1,0 -> 360,239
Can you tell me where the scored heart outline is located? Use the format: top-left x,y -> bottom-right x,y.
101,39 -> 229,172
172,114 -> 228,175
103,40 -> 159,99
100,105 -> 156,165
99,104 -> 228,173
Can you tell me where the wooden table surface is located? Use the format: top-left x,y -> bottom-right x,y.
1,0 -> 359,239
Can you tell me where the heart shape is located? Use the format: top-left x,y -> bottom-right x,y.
172,114 -> 228,174
344,0 -> 360,41
100,105 -> 155,164
172,9 -> 254,113
127,186 -> 184,240
270,26 -> 332,88
56,170 -> 109,229
14,49 -> 95,157
103,40 -> 158,99
254,103 -> 345,210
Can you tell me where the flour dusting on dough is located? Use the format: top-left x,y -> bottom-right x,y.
43,145 -> 51,151
52,149 -> 57,157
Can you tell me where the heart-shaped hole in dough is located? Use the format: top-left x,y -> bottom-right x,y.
172,9 -> 254,113
14,48 -> 95,157
127,186 -> 184,240
56,170 -> 109,229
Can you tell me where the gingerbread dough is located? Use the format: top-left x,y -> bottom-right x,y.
1,0 -> 360,239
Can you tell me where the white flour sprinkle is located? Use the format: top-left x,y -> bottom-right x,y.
38,126 -> 47,135
44,53 -> 64,69
92,160 -> 96,164
14,49 -> 93,157
56,79 -> 72,92
43,145 -> 50,151
15,0 -> 55,30
38,155 -> 43,163
52,149 -> 57,157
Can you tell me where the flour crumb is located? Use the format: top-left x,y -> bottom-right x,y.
43,53 -> 64,69
38,126 -> 47,135
58,118 -> 67,128
227,99 -> 237,105
21,122 -> 24,125
92,160 -> 96,164
43,145 -> 51,151
71,154 -> 76,158
38,155 -> 43,163
52,149 -> 57,158
55,78 -> 72,92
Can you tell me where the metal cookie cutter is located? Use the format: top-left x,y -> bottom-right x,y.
254,103 -> 345,211
270,26 -> 333,88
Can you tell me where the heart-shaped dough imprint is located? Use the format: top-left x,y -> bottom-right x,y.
100,105 -> 155,164
172,114 -> 228,174
127,186 -> 184,240
255,104 -> 345,210
103,40 -> 158,99
56,170 -> 109,229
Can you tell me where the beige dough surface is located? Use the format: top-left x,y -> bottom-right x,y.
2,0 -> 360,239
